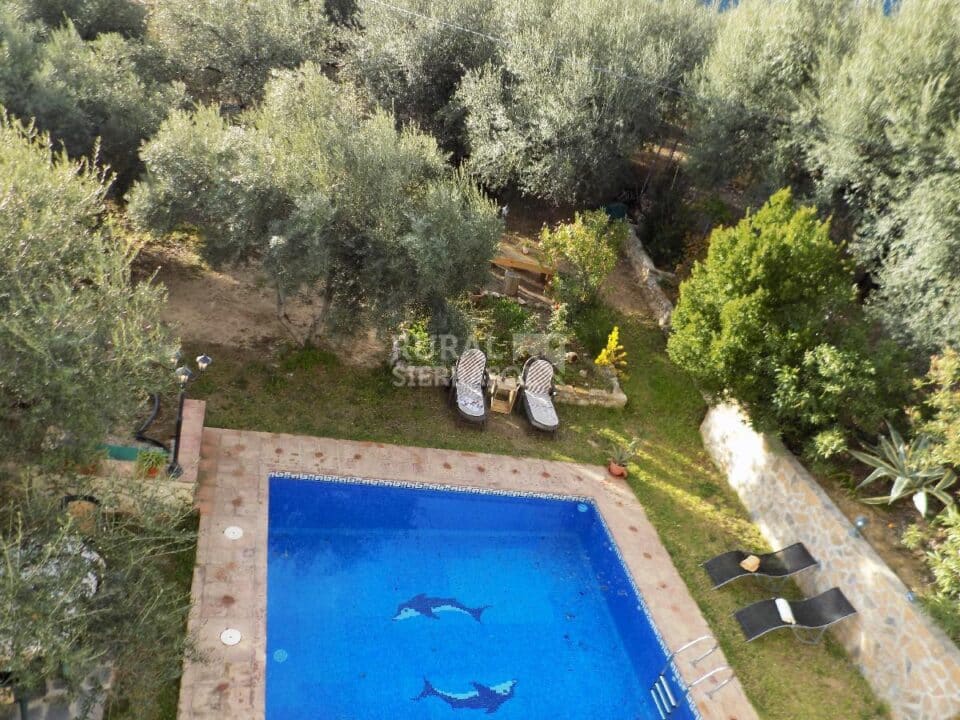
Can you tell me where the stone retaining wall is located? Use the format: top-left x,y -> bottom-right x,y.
701,403 -> 960,720
623,223 -> 674,329
554,369 -> 627,408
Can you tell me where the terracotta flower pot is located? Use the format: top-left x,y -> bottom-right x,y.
146,467 -> 159,478
607,460 -> 628,478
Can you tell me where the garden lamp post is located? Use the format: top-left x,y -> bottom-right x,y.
168,353 -> 212,477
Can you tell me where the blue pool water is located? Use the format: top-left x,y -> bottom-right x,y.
266,475 -> 697,720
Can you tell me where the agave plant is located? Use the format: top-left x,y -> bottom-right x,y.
850,424 -> 957,517
609,437 -> 641,466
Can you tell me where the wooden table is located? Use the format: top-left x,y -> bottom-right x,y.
491,242 -> 555,282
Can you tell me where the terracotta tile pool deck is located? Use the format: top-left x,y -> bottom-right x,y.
177,415 -> 758,720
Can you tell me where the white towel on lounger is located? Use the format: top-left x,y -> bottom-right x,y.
775,598 -> 796,625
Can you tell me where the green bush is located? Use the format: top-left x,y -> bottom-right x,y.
470,296 -> 538,366
540,211 -> 627,306
902,510 -> 960,642
916,348 -> 960,468
397,319 -> 437,365
572,303 -> 619,358
0,481 -> 197,713
668,188 -> 909,449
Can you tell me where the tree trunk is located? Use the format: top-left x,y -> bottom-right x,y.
303,279 -> 336,347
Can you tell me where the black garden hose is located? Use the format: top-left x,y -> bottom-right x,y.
134,393 -> 170,452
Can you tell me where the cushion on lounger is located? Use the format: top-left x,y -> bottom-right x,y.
775,598 -> 796,625
740,555 -> 760,572
456,350 -> 486,387
524,359 -> 554,395
525,392 -> 559,427
458,385 -> 485,416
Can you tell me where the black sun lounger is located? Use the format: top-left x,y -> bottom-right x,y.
703,542 -> 818,589
450,349 -> 488,426
734,587 -> 857,644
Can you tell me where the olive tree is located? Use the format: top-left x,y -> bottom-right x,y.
146,0 -> 333,107
0,118 -> 170,468
806,1 -> 960,351
457,0 -> 715,204
688,0 -> 960,354
342,0 -> 506,152
0,10 -> 183,185
0,481 -> 197,716
869,166 -> 960,351
808,0 -> 960,261
12,0 -> 146,38
687,0 -> 869,197
129,65 -> 502,345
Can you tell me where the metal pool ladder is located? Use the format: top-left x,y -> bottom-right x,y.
650,635 -> 735,718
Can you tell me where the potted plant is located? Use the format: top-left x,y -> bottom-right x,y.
608,437 -> 640,478
135,449 -> 168,479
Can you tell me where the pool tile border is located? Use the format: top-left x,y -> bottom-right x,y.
179,427 -> 759,720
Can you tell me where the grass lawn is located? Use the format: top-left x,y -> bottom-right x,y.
186,308 -> 887,720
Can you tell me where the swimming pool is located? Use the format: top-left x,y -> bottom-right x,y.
266,474 -> 698,719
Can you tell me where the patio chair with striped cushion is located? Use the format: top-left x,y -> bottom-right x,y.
449,349 -> 488,426
519,356 -> 559,435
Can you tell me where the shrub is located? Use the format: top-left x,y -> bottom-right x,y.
595,326 -> 627,376
469,296 -> 539,366
902,510 -> 960,642
773,342 -> 897,458
0,480 -> 197,713
808,427 -> 847,462
397,319 -> 437,365
668,188 -> 908,447
547,303 -> 573,346
540,211 -> 627,306
916,348 -> 960,468
572,303 -> 619,358
135,449 -> 169,478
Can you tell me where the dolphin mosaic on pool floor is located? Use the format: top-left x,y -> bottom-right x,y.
176,412 -> 759,720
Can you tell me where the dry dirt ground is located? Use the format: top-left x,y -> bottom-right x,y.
137,240 -> 386,366
140,198 -> 575,365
